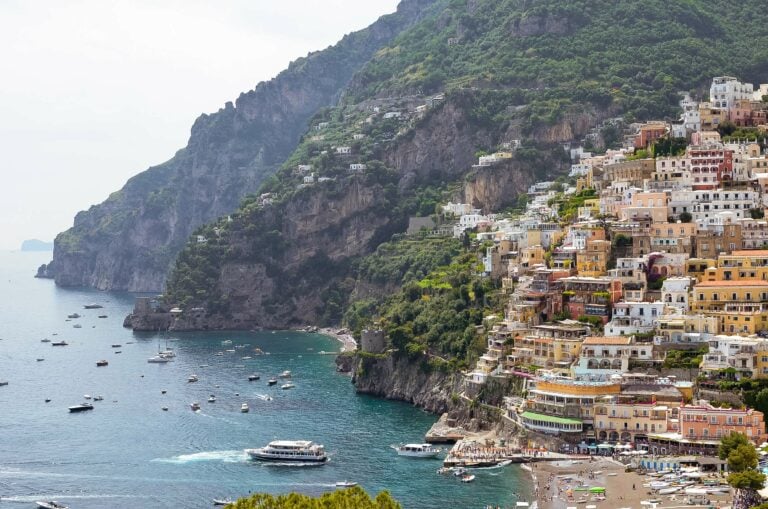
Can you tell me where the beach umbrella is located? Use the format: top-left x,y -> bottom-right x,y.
588,487 -> 605,493
597,444 -> 612,449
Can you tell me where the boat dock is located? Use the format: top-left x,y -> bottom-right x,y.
443,439 -> 590,467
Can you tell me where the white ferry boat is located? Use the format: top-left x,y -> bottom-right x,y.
245,440 -> 328,463
394,443 -> 440,458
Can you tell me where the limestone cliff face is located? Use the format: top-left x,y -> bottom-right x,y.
462,162 -> 537,214
463,149 -> 570,213
351,354 -> 463,414
163,177 -> 399,331
48,0 -> 439,292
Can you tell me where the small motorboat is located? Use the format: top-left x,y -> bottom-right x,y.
96,360 -> 108,367
36,501 -> 69,509
0,381 -> 8,387
68,403 -> 94,413
221,340 -> 233,345
73,324 -> 82,328
281,383 -> 295,390
147,356 -> 171,363
267,378 -> 278,386
114,351 -> 122,354
83,394 -> 92,400
84,304 -> 103,309
242,356 -> 252,360
188,374 -> 199,383
452,467 -> 467,477
37,358 -> 45,362
255,394 -> 272,401
41,339 -> 51,343
208,396 -> 216,403
213,499 -> 234,506
161,390 -> 167,394
335,481 -> 358,488
460,474 -> 475,483
241,403 -> 249,413
45,398 -> 51,403
93,395 -> 104,401
191,402 -> 201,411
162,407 -> 168,411
67,313 -> 81,319
98,315 -> 108,318
51,341 -> 68,346
278,370 -> 292,378
248,374 -> 260,381
111,344 -> 122,348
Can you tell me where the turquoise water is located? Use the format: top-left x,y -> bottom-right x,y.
0,251 -> 530,508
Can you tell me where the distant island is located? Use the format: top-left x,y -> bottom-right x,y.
21,239 -> 53,251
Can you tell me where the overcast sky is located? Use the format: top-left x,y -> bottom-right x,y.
0,0 -> 400,251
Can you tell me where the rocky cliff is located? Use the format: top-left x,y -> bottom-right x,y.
48,0 -> 440,292
349,354 -> 462,414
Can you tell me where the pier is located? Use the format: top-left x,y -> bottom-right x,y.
443,439 -> 590,467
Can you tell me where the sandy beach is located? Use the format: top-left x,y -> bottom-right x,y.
528,458 -> 733,509
319,327 -> 358,352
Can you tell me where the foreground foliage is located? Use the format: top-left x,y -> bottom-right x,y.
228,487 -> 401,509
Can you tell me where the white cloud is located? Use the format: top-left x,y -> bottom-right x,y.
0,0 -> 399,250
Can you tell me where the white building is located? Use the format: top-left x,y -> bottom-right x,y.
605,301 -> 665,336
573,337 -> 653,379
303,174 -> 316,184
710,76 -> 754,110
335,146 -> 352,155
700,335 -> 763,375
670,189 -> 759,228
349,163 -> 367,172
442,202 -> 479,217
661,277 -> 694,312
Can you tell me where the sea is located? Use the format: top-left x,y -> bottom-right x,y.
0,251 -> 531,508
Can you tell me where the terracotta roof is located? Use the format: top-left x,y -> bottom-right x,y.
695,280 -> 768,287
582,336 -> 632,345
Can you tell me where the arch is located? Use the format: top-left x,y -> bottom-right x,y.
600,359 -> 611,369
598,431 -> 607,441
620,432 -> 632,441
611,359 -> 622,369
609,431 -> 619,441
661,266 -> 668,276
587,359 -> 599,369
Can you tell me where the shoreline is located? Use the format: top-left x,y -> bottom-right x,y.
318,327 -> 357,353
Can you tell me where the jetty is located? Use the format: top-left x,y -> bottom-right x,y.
424,413 -> 467,444
443,439 -> 589,467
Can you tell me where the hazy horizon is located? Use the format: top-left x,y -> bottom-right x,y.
0,0 -> 400,251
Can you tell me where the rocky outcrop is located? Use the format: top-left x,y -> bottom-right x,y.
35,261 -> 56,279
48,0 -> 440,292
351,353 -> 463,414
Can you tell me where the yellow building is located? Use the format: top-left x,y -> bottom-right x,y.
686,258 -> 717,281
593,395 -> 673,442
704,250 -> 768,282
576,238 -> 611,277
521,377 -> 622,434
520,245 -> 546,271
691,280 -> 768,335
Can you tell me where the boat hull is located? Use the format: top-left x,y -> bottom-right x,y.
396,450 -> 440,458
246,450 -> 327,463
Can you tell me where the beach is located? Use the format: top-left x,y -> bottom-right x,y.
528,459 -> 734,509
319,327 -> 358,352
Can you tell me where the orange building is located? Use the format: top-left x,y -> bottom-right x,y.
679,404 -> 767,444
